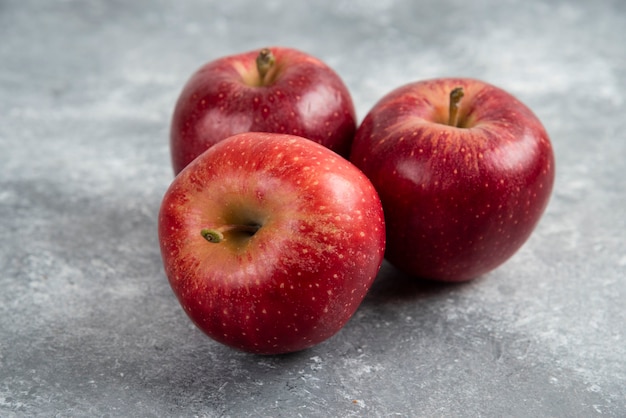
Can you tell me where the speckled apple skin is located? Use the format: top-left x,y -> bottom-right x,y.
170,47 -> 357,174
350,78 -> 555,282
159,133 -> 385,354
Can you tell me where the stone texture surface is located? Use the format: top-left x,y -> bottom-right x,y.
1,0 -> 625,416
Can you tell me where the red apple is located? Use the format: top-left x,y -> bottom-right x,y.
158,132 -> 385,354
350,78 -> 555,282
169,46 -> 357,174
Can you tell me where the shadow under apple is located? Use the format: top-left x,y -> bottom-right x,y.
362,260 -> 480,306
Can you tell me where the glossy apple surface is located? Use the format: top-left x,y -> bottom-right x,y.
170,47 -> 357,174
159,132 -> 385,354
350,78 -> 555,282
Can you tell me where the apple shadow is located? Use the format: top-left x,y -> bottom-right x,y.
362,260 -> 476,306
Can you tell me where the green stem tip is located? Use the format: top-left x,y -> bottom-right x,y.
201,229 -> 224,243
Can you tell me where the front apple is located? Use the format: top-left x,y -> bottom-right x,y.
350,78 -> 555,282
170,47 -> 357,174
159,132 -> 385,354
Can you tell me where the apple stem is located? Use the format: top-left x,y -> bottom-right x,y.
201,224 -> 261,244
256,48 -> 275,86
201,229 -> 224,243
448,87 -> 465,127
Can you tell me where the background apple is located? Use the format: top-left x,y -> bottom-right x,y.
159,132 -> 386,354
350,78 -> 555,282
169,46 -> 357,174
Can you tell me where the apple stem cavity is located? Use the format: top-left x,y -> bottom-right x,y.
201,224 -> 261,244
256,48 -> 276,86
448,87 -> 465,127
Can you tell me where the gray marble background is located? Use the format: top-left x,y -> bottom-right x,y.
1,0 -> 625,416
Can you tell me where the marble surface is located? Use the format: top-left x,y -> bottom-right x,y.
1,0 -> 625,416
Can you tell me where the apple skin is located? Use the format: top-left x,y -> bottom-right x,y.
158,132 -> 385,354
350,78 -> 555,282
170,46 -> 357,174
